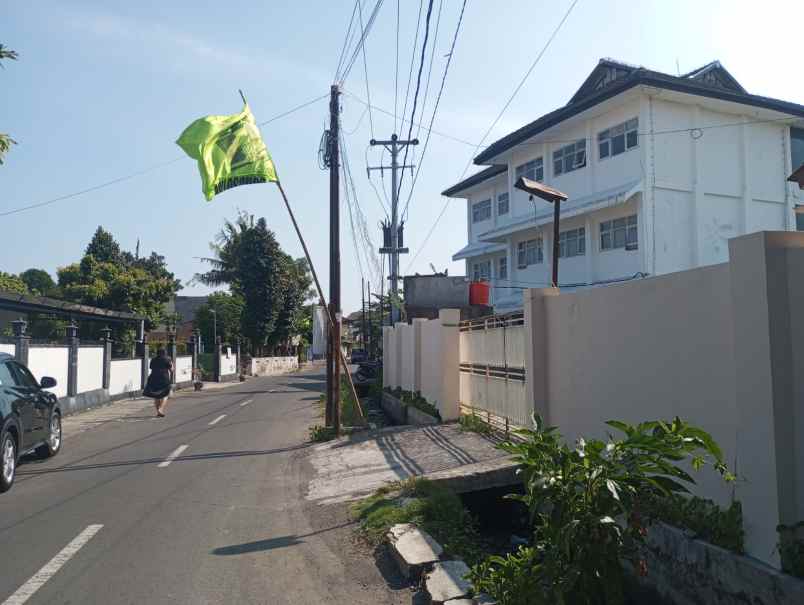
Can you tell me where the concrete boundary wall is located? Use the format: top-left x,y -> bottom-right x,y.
110,359 -> 142,396
384,310 -> 460,421
524,231 -> 804,569
250,356 -> 298,376
174,355 -> 193,385
28,346 -> 69,399
77,346 -> 104,394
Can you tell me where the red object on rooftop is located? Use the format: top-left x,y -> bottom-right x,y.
469,281 -> 490,305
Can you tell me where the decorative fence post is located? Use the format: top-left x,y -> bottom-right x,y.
137,325 -> 149,392
66,322 -> 79,397
168,328 -> 178,385
12,318 -> 29,365
213,336 -> 222,382
235,337 -> 243,377
188,333 -> 198,377
101,326 -> 112,391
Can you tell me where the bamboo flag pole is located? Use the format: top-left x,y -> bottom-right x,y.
275,180 -> 365,428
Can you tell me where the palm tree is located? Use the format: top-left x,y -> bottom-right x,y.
0,44 -> 19,165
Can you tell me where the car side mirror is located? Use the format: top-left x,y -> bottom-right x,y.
40,376 -> 57,389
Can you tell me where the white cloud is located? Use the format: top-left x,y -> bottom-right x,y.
62,10 -> 328,86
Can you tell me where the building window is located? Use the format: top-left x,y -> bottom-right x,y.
472,260 -> 491,281
498,256 -> 508,280
558,227 -> 586,258
553,139 -> 586,176
600,215 -> 638,251
515,157 -> 544,182
497,192 -> 509,216
792,127 -> 804,172
472,199 -> 492,223
598,118 -> 639,159
517,238 -> 543,268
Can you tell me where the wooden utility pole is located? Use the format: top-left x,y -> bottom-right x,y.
327,84 -> 342,431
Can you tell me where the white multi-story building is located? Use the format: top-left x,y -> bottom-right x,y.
445,59 -> 804,311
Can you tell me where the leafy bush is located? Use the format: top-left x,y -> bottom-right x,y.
647,493 -> 744,553
778,522 -> 804,578
459,413 -> 494,436
468,416 -> 734,605
383,386 -> 441,420
353,478 -> 484,565
309,425 -> 336,442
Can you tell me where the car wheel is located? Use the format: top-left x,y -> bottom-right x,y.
1,431 -> 17,493
36,411 -> 62,459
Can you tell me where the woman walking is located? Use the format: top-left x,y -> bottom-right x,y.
145,348 -> 173,417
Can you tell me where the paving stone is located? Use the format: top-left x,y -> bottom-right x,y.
425,560 -> 472,604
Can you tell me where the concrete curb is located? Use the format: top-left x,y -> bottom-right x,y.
381,392 -> 440,426
385,522 -> 495,604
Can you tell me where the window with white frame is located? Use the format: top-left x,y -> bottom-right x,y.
472,260 -> 491,281
517,238 -> 543,268
598,118 -> 638,159
497,256 -> 508,280
497,192 -> 509,215
472,199 -> 492,223
558,227 -> 586,258
515,157 -> 544,182
553,139 -> 586,176
600,215 -> 638,251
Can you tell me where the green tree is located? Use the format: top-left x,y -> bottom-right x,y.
0,43 -> 18,165
194,292 -> 244,348
0,271 -> 28,294
269,257 -> 314,351
19,268 -> 56,296
198,212 -> 293,354
85,226 -> 122,264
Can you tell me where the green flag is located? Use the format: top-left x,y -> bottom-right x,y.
176,103 -> 277,201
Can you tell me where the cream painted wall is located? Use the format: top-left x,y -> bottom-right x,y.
77,346 -> 104,393
219,350 -> 237,376
109,359 -> 141,396
28,346 -> 69,399
0,343 -> 14,355
175,355 -> 193,383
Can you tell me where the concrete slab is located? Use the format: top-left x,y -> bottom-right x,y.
425,560 -> 472,604
387,523 -> 443,579
305,424 -> 517,504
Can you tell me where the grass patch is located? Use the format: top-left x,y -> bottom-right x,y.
384,387 -> 441,420
459,413 -> 494,436
353,478 -> 485,565
309,425 -> 337,442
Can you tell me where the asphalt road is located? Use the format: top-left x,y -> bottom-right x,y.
0,368 -> 406,605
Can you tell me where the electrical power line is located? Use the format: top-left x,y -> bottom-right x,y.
1,93 -> 330,218
346,90 -> 477,147
334,1 -> 360,82
357,0 -> 376,139
395,0 -> 400,133
406,0 -> 579,271
400,0 -> 425,132
401,0 -> 465,222
396,0 -> 435,203
339,0 -> 386,84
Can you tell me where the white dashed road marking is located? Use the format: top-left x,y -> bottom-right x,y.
157,444 -> 189,468
209,414 -> 226,426
2,524 -> 104,605
239,400 -> 252,407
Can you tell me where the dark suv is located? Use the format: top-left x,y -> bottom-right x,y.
0,353 -> 62,493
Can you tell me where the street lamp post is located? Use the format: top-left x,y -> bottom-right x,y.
210,308 -> 217,349
514,176 -> 568,287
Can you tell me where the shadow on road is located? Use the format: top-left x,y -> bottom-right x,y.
16,443 -> 313,476
211,520 -> 356,555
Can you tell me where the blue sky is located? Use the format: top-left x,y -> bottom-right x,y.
2,0 -> 802,314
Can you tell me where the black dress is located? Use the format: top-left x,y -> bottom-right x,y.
144,356 -> 172,399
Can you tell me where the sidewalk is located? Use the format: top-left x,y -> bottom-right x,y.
305,423 -> 519,504
61,379 -> 242,439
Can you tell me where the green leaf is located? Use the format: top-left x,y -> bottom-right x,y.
606,479 -> 621,501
